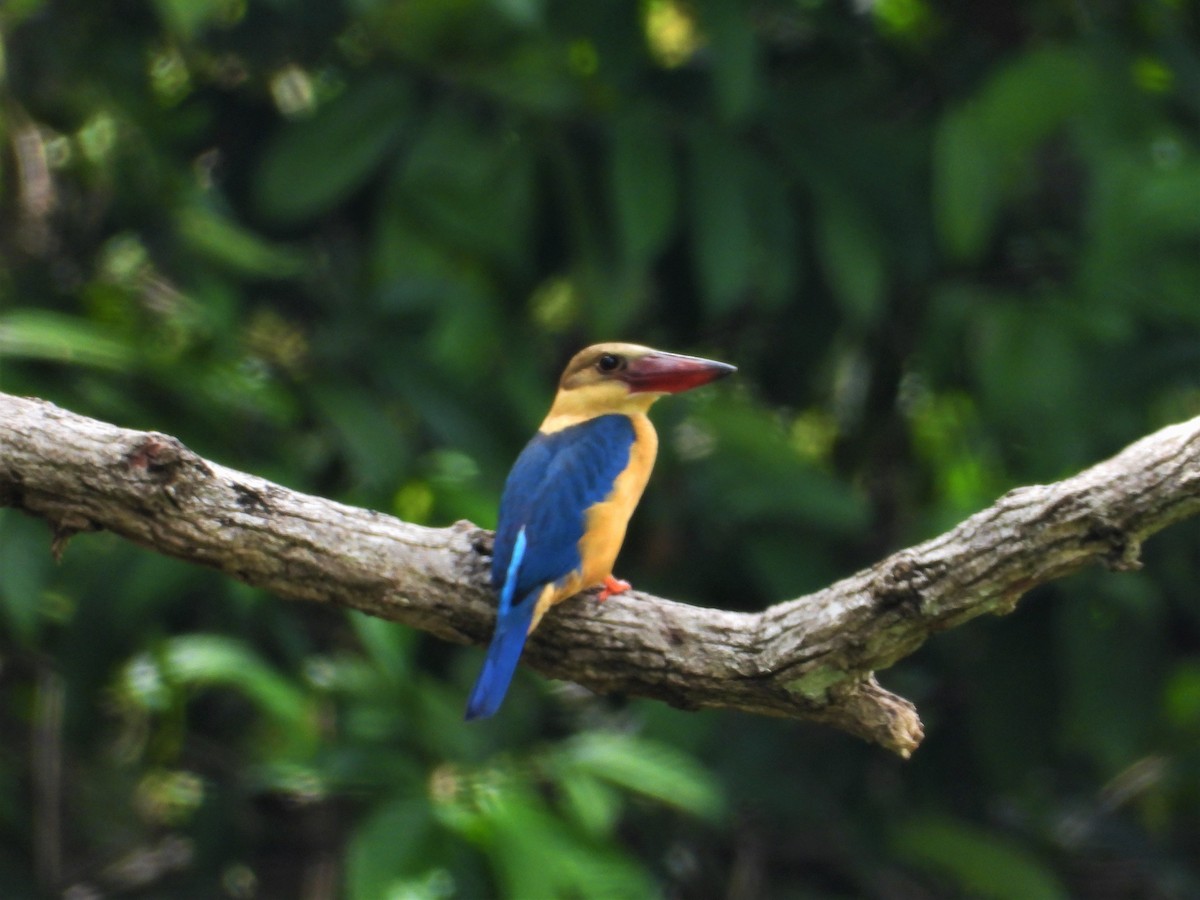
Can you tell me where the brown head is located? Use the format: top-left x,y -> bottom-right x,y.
547,342 -> 736,422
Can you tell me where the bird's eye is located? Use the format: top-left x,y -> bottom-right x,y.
596,353 -> 623,373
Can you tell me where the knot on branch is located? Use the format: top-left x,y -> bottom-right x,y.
231,481 -> 273,515
870,551 -> 944,617
464,521 -> 494,560
121,434 -> 213,508
455,519 -> 497,593
1083,516 -> 1143,572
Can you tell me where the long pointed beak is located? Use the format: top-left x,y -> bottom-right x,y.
621,351 -> 736,394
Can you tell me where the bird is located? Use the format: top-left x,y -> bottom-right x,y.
466,342 -> 735,720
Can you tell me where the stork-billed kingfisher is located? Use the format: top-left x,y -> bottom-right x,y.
466,343 -> 735,720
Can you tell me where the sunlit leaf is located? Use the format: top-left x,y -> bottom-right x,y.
644,0 -> 704,67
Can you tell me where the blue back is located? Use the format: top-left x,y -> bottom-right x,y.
492,414 -> 636,598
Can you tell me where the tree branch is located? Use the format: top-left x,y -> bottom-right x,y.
3,391 -> 1199,757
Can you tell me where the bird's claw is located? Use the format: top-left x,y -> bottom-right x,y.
598,575 -> 631,602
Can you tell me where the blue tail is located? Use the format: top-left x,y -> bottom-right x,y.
465,592 -> 538,720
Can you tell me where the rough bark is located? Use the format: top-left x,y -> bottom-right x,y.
3,390 -> 1199,757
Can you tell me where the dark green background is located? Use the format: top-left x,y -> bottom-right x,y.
1,0 -> 1199,896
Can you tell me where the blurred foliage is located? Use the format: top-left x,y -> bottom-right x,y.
1,0 -> 1199,896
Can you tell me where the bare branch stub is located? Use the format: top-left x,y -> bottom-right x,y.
2,390 -> 1199,757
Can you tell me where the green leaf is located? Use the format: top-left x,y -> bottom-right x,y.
0,310 -> 134,370
476,785 -> 656,899
1165,660 -> 1200,731
394,107 -> 534,270
1056,584 -> 1163,773
933,47 -> 1093,261
457,44 -> 581,115
893,815 -> 1067,900
696,0 -> 759,122
346,797 -> 441,900
488,0 -> 544,27
255,75 -> 413,224
610,111 -> 677,265
370,208 -> 489,310
557,772 -> 622,839
0,514 -> 53,645
561,732 -> 724,822
814,189 -> 886,324
700,399 -> 869,533
152,0 -> 231,37
311,383 -> 410,493
1133,158 -> 1200,237
932,104 -> 1004,262
745,160 -> 800,309
176,206 -> 306,278
152,635 -> 314,737
970,302 -> 1094,470
350,611 -> 414,687
688,131 -> 754,314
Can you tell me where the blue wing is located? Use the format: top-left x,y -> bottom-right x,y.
466,415 -> 635,720
491,414 -> 637,595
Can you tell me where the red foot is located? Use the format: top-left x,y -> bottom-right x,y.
597,575 -> 631,603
